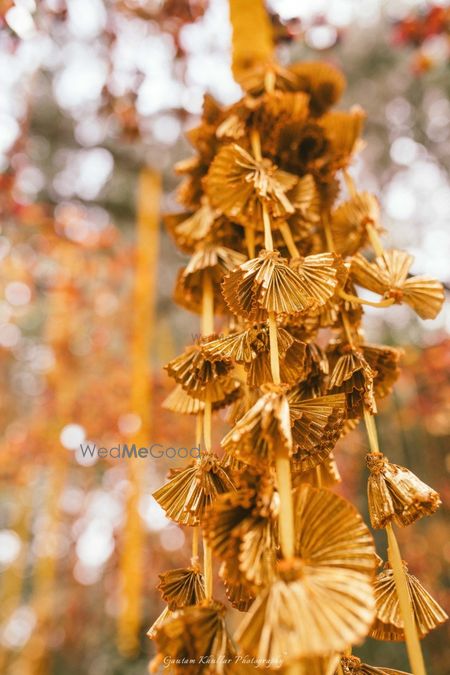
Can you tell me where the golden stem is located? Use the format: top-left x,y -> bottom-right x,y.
245,226 -> 256,258
367,222 -> 385,258
322,209 -> 335,251
341,312 -> 356,349
201,272 -> 214,336
262,201 -> 274,251
363,408 -> 381,454
337,663 -> 345,675
268,312 -> 281,385
386,523 -> 427,675
192,527 -> 199,561
203,397 -> 212,453
250,128 -> 262,161
279,221 -> 300,258
275,452 -> 295,559
315,465 -> 322,487
203,539 -> 213,600
338,288 -> 395,308
343,168 -> 357,198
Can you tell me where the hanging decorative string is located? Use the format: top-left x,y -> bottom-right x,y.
149,1 -> 447,673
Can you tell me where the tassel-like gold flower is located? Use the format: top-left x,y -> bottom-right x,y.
287,392 -> 347,471
289,61 -> 346,115
351,250 -> 445,319
165,339 -> 241,405
235,486 -> 376,662
174,244 -> 246,315
338,655 -> 411,674
363,344 -> 402,399
153,455 -> 235,526
328,347 -> 377,416
366,452 -> 441,529
370,563 -> 448,641
330,192 -> 381,257
157,565 -> 205,611
152,601 -> 234,674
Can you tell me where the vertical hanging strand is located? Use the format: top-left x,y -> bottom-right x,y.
386,524 -> 427,675
201,271 -> 214,599
228,0 -> 273,83
118,167 -> 160,656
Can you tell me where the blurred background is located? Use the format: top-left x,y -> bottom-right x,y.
0,0 -> 449,673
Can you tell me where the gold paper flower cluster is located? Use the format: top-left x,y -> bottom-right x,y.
150,49 -> 447,675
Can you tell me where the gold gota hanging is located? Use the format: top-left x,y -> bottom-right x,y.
366,452 -> 441,529
350,249 -> 445,319
204,143 -> 298,225
370,563 -> 448,641
157,566 -> 206,611
152,455 -> 235,526
235,485 -> 377,662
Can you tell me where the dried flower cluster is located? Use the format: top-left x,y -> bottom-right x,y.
149,44 -> 446,675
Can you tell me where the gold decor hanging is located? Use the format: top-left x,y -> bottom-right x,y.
148,1 -> 447,673
370,563 -> 448,641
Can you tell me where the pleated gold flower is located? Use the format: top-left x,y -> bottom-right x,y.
165,201 -> 218,253
287,392 -> 347,472
223,250 -> 341,321
338,655 -> 411,674
370,563 -> 448,641
153,455 -> 235,526
153,601 -> 234,674
328,346 -> 377,416
330,192 -> 381,257
362,344 -> 403,399
293,452 -> 341,488
165,339 -> 241,405
366,452 -> 441,529
289,252 -> 344,308
203,324 -> 306,386
221,384 -> 292,469
204,143 -> 297,225
162,385 -> 204,416
289,61 -> 346,115
174,244 -> 246,315
319,108 -> 366,168
235,485 -> 376,663
351,250 -> 445,320
237,62 -> 298,97
157,565 -> 205,611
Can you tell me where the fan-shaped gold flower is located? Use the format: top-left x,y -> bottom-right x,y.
290,61 -> 346,115
287,393 -> 347,472
293,452 -> 341,488
289,252 -> 344,308
153,455 -> 235,526
204,143 -> 297,225
369,563 -> 448,641
153,601 -> 234,674
223,250 -> 334,321
165,201 -> 218,253
219,559 -> 255,612
162,385 -> 205,416
366,452 -> 441,529
330,192 -> 381,257
165,339 -> 241,405
351,250 -> 445,320
338,655 -> 411,674
221,385 -> 292,469
174,244 -> 246,315
328,347 -> 377,416
235,487 -> 376,663
157,566 -> 205,611
363,344 -> 402,399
